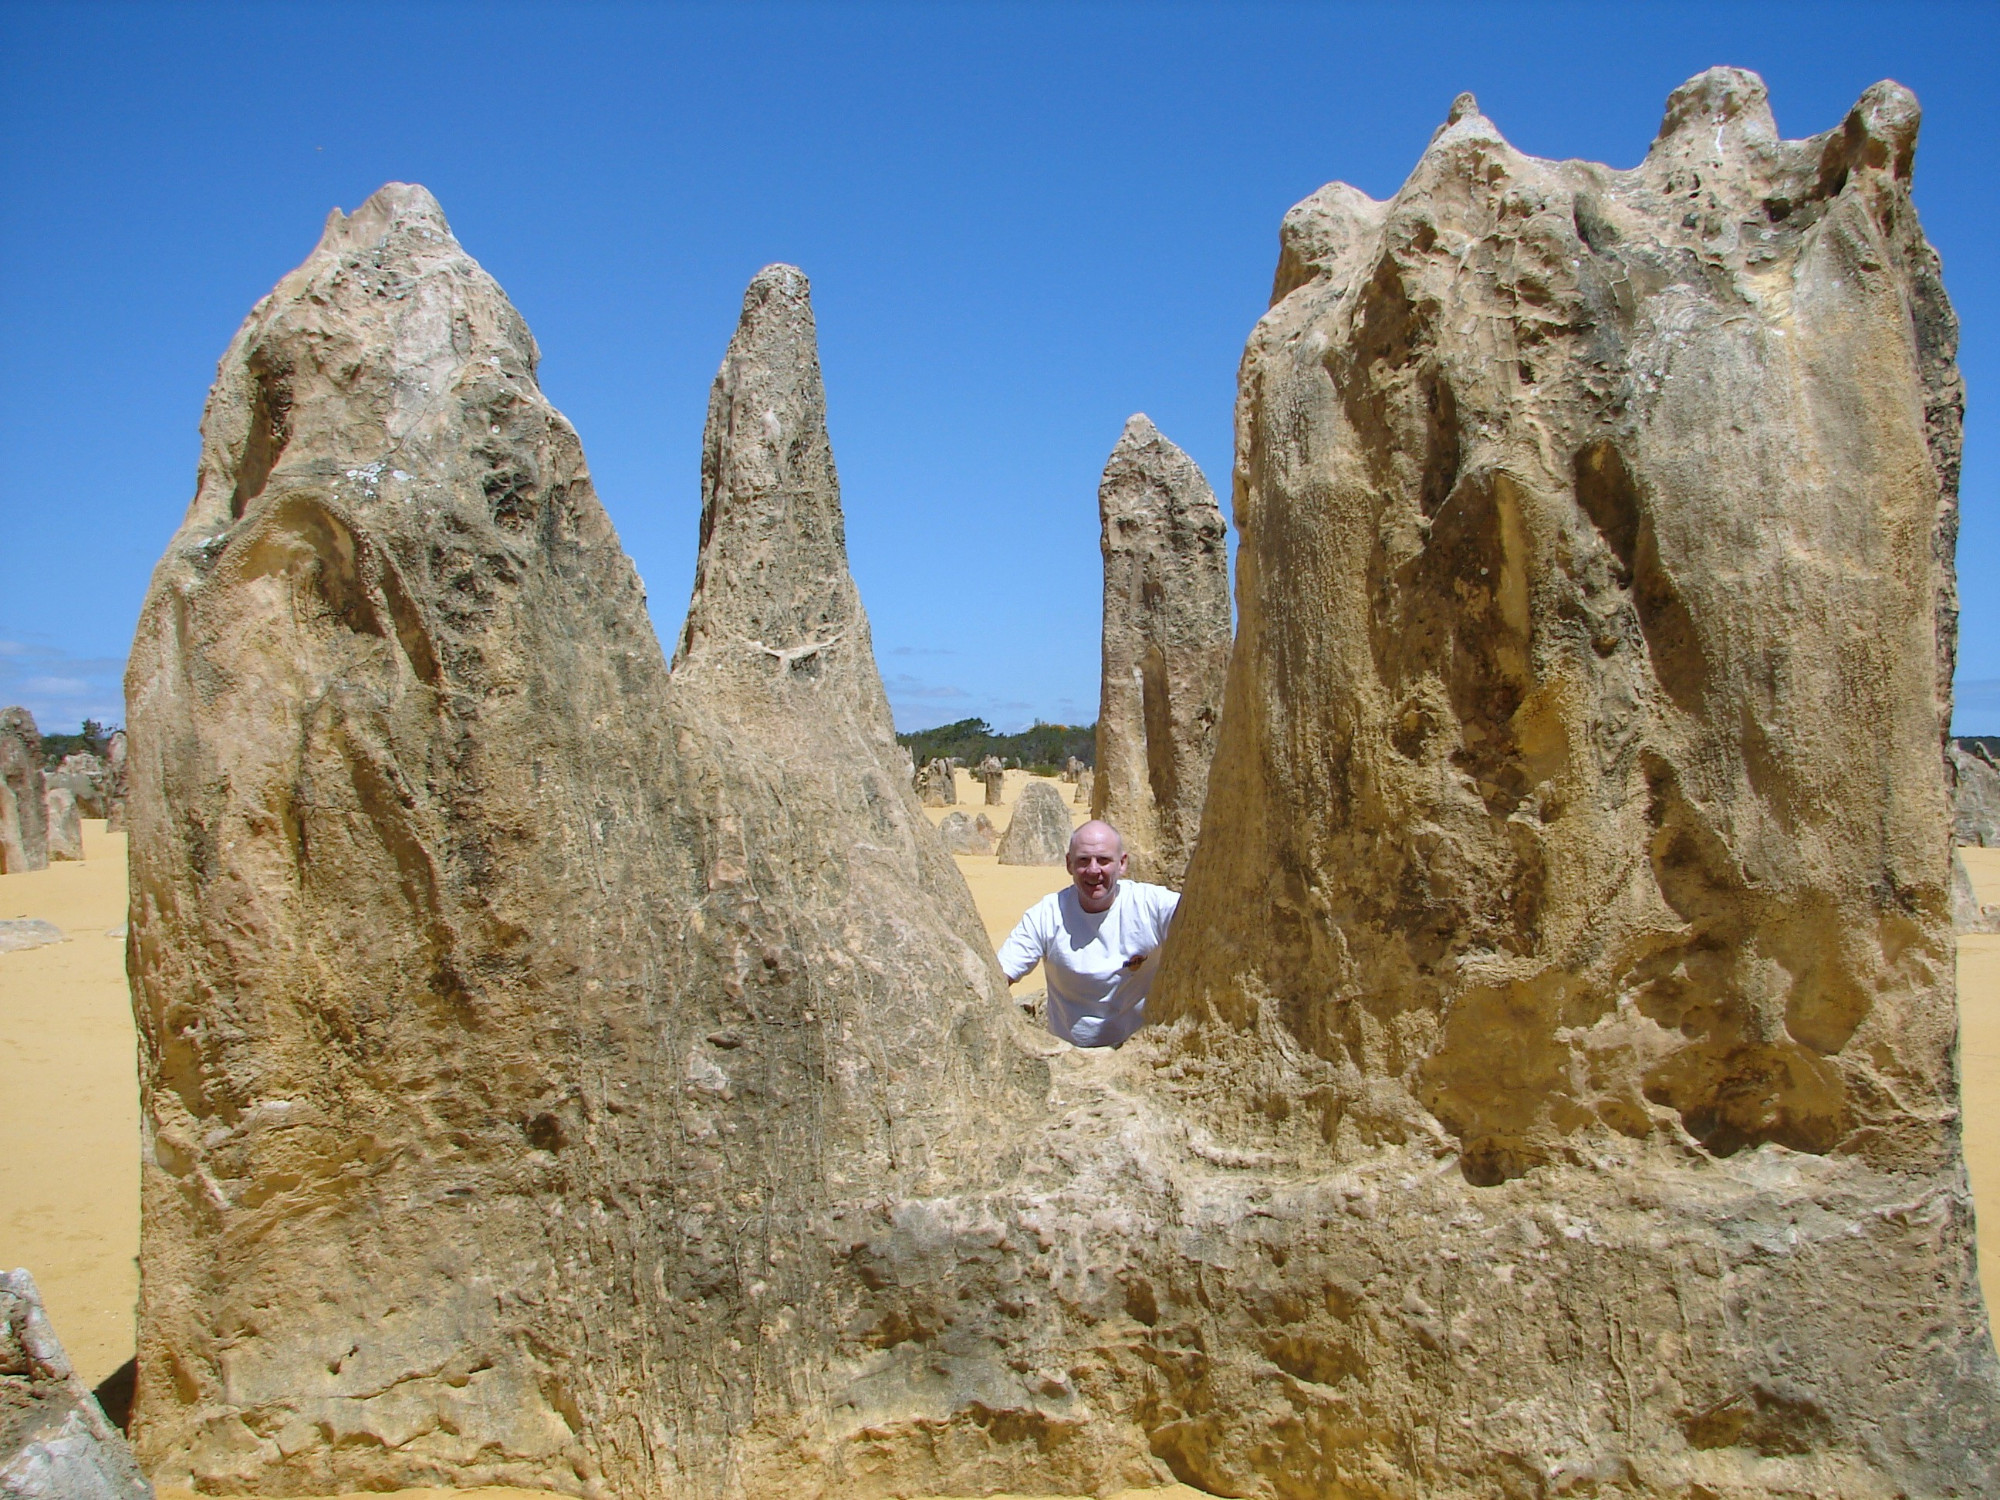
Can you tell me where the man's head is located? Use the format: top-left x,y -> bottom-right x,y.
1067,820 -> 1127,913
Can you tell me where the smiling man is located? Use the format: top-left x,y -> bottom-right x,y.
996,819 -> 1181,1047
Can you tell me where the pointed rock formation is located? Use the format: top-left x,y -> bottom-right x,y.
125,209 -> 1043,1498
125,182 -> 679,1495
1090,415 -> 1229,886
128,71 -> 1999,1498
623,262 -> 1044,1497
0,1269 -> 154,1500
996,780 -> 1072,865
1146,69 -> 1997,1489
0,708 -> 48,873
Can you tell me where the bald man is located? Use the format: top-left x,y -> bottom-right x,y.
996,820 -> 1180,1048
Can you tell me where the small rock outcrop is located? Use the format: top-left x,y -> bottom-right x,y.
936,809 -> 996,854
0,920 -> 63,954
0,709 -> 48,873
1061,755 -> 1087,782
995,780 -> 1071,865
0,1268 -> 153,1500
1951,738 -> 2000,846
1090,415 -> 1230,887
103,733 -> 127,830
976,753 -> 1005,804
915,755 -> 956,805
49,753 -> 114,820
41,788 -> 81,862
1151,70 -> 1998,1490
1072,767 -> 1093,805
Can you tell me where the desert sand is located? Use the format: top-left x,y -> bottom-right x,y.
5,803 -> 1995,1497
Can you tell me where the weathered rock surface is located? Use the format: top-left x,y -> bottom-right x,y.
104,733 -> 127,830
976,753 -> 1005,804
995,780 -> 1072,865
1073,766 -> 1093,805
1147,69 -> 1998,1492
1090,415 -> 1230,887
0,1268 -> 153,1500
41,789 -> 81,862
936,809 -> 995,854
0,710 -> 47,874
48,753 -> 114,820
1951,738 -> 2000,846
128,86 -> 2000,1500
126,197 -> 1041,1497
915,755 -> 956,805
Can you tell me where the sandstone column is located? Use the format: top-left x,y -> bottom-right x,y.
125,208 -> 1045,1498
1143,70 -> 1997,1491
125,184 -> 683,1495
1089,415 -> 1229,886
0,708 -> 49,873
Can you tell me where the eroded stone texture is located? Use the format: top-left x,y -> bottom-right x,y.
915,755 -> 956,805
41,789 -> 81,862
126,206 -> 1045,1498
0,1269 -> 153,1500
996,780 -> 1071,865
49,754 -> 114,820
937,809 -> 995,854
128,82 -> 2000,1498
1951,739 -> 2000,846
0,710 -> 47,874
1143,69 -> 1998,1491
1090,416 -> 1230,887
976,754 -> 1006,804
125,183 -> 675,1495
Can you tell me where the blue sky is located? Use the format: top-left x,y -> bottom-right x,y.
2,1 -> 1996,734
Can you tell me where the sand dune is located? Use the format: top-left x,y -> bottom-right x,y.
5,808 -> 1995,1497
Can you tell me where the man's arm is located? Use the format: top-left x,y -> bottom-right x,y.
995,905 -> 1048,985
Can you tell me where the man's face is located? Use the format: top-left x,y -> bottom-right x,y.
1066,823 -> 1126,912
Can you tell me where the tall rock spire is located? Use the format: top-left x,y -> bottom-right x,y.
1149,68 -> 1996,1490
124,182 -> 672,1494
1090,414 -> 1230,886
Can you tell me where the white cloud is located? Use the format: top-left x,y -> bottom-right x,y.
0,638 -> 125,732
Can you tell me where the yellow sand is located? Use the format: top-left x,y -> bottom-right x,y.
0,819 -> 137,1389
6,814 -> 1996,1498
1960,845 -> 2000,1317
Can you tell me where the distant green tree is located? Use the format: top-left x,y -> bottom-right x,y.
896,718 -> 1094,776
38,718 -> 114,768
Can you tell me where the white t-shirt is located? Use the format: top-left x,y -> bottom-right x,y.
996,880 -> 1180,1048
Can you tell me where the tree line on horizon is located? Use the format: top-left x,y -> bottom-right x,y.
895,717 -> 1094,776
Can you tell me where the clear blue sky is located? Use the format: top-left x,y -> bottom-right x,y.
3,1 -> 1996,735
